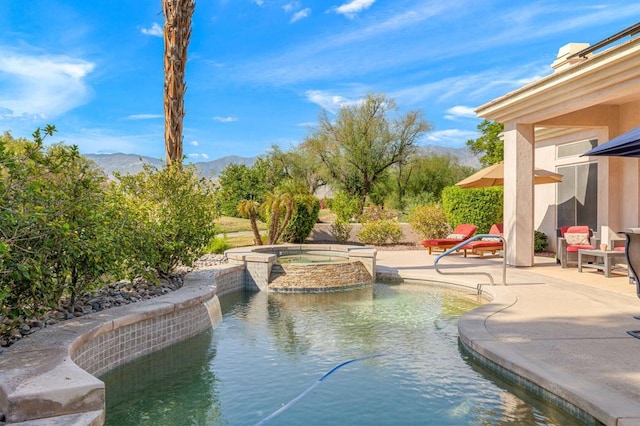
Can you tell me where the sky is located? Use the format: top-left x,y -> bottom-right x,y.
1,1 -> 639,162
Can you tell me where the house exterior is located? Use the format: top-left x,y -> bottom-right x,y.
476,25 -> 640,267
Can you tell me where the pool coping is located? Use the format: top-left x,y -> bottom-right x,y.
0,265 -> 244,425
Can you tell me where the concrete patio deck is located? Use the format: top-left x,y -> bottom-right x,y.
375,250 -> 640,426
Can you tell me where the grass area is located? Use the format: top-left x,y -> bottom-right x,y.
215,216 -> 266,233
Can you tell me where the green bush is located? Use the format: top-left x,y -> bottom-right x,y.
441,186 -> 503,233
0,126 -> 126,324
407,204 -> 451,239
330,220 -> 353,243
206,236 -> 232,254
282,197 -> 321,243
534,230 -> 548,253
114,163 -> 218,277
357,219 -> 403,245
328,191 -> 361,222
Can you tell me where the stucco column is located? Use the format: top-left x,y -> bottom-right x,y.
503,122 -> 535,266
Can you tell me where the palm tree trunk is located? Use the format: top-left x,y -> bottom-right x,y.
163,0 -> 195,166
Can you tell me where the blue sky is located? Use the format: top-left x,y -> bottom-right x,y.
1,1 -> 639,162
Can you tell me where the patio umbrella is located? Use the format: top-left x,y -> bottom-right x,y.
582,125 -> 640,157
455,161 -> 563,189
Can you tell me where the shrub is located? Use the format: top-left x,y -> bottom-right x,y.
331,220 -> 353,243
0,126 -> 126,324
407,204 -> 451,239
282,197 -> 321,243
114,163 -> 218,277
534,230 -> 548,253
441,186 -> 503,233
357,219 -> 403,245
328,191 -> 361,222
206,236 -> 232,254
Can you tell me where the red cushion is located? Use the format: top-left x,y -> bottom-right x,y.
421,239 -> 460,247
451,224 -> 478,239
614,246 -> 626,252
488,223 -> 504,235
566,244 -> 595,253
464,240 -> 503,249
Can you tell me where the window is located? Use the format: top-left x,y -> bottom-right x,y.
556,162 -> 598,230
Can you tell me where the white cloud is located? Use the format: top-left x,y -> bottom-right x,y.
426,129 -> 478,148
0,50 -> 94,119
127,114 -> 162,120
140,22 -> 163,37
189,140 -> 199,146
305,90 -> 361,113
213,116 -> 238,123
291,8 -> 311,23
283,1 -> 299,12
252,0 -> 265,6
334,0 -> 376,18
444,106 -> 477,120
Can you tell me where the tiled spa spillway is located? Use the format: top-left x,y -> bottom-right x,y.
225,244 -> 377,292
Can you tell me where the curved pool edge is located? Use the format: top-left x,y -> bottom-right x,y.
456,282 -> 640,426
0,265 -> 245,425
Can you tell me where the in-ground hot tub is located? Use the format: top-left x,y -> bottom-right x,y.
225,244 -> 376,293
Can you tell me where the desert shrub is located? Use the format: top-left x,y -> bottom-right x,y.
281,197 -> 321,243
114,163 -> 218,277
358,219 -> 402,245
441,186 -> 503,233
534,230 -> 548,253
330,220 -> 353,243
356,205 -> 402,245
407,204 -> 451,239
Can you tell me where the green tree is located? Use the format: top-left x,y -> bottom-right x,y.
466,120 -> 504,167
163,0 -> 195,165
217,158 -> 283,217
404,153 -> 475,202
266,144 -> 327,194
307,93 -> 431,211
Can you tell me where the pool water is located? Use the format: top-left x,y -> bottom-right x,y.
103,283 -> 582,425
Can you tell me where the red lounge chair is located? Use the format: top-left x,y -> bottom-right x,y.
557,225 -> 598,268
462,223 -> 504,258
421,224 -> 478,255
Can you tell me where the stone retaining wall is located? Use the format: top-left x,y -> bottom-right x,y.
0,265 -> 245,425
225,244 -> 377,292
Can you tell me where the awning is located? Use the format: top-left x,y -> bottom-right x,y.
582,126 -> 640,157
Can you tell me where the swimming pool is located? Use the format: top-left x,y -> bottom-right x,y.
103,283 -> 582,425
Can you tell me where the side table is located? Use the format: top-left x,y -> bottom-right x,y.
577,249 -> 627,278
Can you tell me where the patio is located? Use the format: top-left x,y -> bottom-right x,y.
376,249 -> 640,425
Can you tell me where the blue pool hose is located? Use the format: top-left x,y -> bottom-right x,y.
255,354 -> 386,425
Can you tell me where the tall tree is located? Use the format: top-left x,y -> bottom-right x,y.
308,93 -> 431,211
466,120 -> 504,167
163,0 -> 195,166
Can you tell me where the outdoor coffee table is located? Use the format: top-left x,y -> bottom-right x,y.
577,249 -> 627,278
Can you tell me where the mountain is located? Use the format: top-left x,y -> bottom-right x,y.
84,153 -> 257,178
84,145 -> 479,179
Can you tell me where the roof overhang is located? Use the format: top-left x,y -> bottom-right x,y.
476,37 -> 640,124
